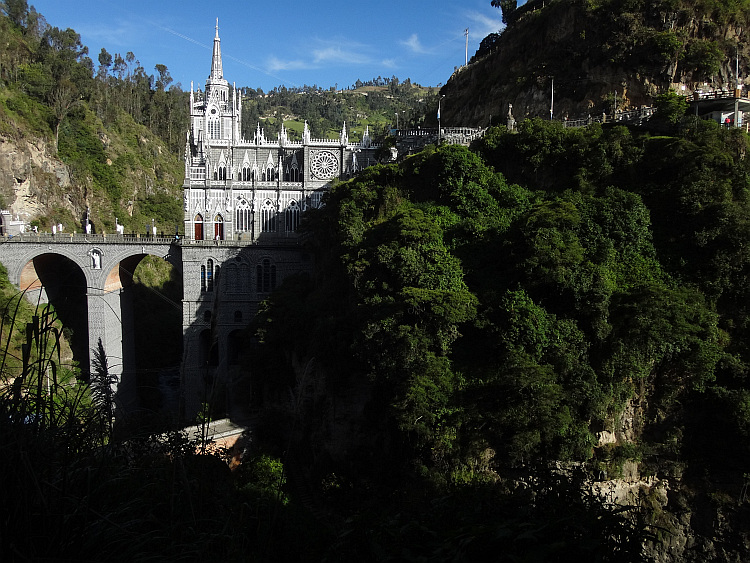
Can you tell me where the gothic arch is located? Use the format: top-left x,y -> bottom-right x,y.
235,198 -> 252,233
256,257 -> 277,293
194,213 -> 204,240
213,213 -> 224,241
285,200 -> 300,232
260,200 -> 276,233
264,152 -> 276,182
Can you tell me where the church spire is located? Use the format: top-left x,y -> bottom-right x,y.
210,18 -> 223,81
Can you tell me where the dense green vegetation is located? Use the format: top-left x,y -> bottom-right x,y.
241,79 -> 441,142
241,114 -> 750,557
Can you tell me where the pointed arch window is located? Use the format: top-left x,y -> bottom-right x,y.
207,259 -> 214,292
214,214 -> 224,240
256,258 -> 277,293
240,263 -> 250,292
261,200 -> 276,233
286,200 -> 300,232
235,199 -> 252,232
208,118 -> 220,139
264,165 -> 275,182
200,258 -> 219,293
226,263 -> 238,293
194,213 -> 204,241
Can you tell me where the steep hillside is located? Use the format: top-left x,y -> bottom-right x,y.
0,105 -> 183,234
443,0 -> 750,126
0,7 -> 184,234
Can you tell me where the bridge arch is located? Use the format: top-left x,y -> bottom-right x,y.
1,239 -> 182,414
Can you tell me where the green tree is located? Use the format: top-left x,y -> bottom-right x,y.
0,0 -> 28,28
91,337 -> 118,437
654,89 -> 688,124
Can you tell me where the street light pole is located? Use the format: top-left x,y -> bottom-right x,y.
395,112 -> 399,129
438,95 -> 445,144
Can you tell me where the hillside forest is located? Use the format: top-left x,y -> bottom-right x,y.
3,0 -> 750,561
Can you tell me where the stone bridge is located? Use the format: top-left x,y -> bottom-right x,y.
0,233 -> 310,419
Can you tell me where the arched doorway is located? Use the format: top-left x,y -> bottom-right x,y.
194,213 -> 204,240
214,214 -> 224,241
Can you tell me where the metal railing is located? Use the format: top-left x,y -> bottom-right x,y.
0,232 -> 305,247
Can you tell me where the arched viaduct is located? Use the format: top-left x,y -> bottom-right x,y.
0,233 -> 311,419
0,235 -> 180,413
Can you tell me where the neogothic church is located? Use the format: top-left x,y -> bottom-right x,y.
182,21 -> 379,241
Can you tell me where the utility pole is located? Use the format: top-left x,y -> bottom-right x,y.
550,77 -> 554,120
465,28 -> 469,66
438,95 -> 445,144
735,44 -> 741,128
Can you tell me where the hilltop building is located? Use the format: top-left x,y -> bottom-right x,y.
183,21 -> 379,241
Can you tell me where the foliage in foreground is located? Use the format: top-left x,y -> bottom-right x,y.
0,270 -> 326,562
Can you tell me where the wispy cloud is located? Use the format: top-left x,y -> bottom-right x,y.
401,33 -> 429,54
267,56 -> 313,72
312,45 -> 371,65
266,38 -> 374,73
78,20 -> 141,49
464,10 -> 504,38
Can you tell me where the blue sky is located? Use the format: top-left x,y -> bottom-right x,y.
27,0 -> 504,92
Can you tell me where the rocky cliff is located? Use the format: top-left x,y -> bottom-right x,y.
0,104 -> 182,234
0,135 -> 74,228
443,0 -> 750,126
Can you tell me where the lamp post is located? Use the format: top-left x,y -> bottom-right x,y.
395,112 -> 399,129
438,95 -> 445,144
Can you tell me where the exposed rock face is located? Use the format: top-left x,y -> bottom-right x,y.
442,1 -> 750,127
0,135 -> 76,224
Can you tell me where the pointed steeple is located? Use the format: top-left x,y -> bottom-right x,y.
340,121 -> 348,145
303,121 -> 311,144
210,18 -> 223,81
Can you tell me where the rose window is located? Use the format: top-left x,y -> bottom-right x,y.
310,151 -> 339,180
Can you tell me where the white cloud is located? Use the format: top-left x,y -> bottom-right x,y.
80,21 -> 140,49
266,56 -> 313,72
464,10 -> 504,39
401,33 -> 428,54
265,39 -> 374,76
312,45 -> 370,65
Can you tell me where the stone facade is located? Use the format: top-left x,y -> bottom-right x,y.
183,21 -> 379,243
179,239 -> 313,417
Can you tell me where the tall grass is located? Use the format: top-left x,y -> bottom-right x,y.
0,273 -> 325,561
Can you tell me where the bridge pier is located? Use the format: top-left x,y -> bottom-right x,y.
87,287 -> 137,413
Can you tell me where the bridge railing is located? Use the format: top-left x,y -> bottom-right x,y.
0,233 -> 306,247
0,233 -> 178,245
561,107 -> 656,129
179,237 -> 304,247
